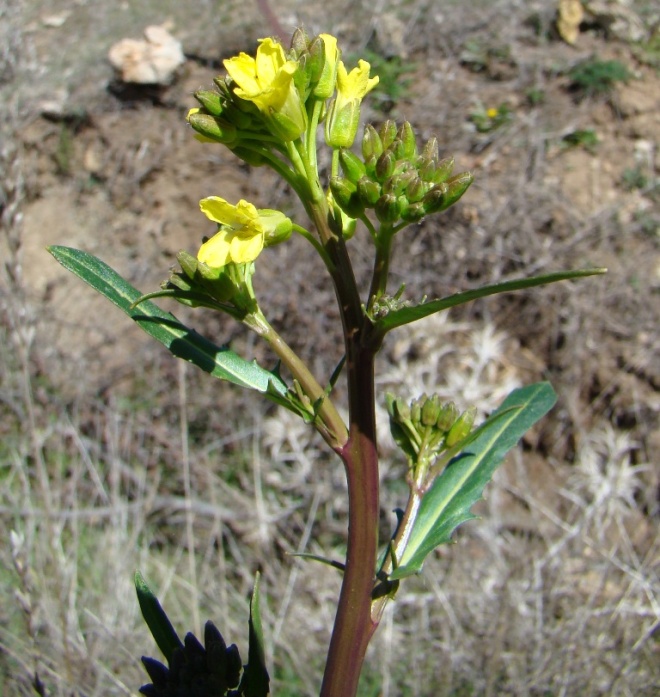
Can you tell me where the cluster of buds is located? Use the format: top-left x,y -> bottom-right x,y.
386,392 -> 477,486
330,121 -> 473,226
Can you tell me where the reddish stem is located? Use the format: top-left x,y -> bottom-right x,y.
318,233 -> 382,697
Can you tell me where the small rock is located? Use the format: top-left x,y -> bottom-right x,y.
108,25 -> 185,85
42,12 -> 69,28
583,0 -> 648,42
557,0 -> 584,45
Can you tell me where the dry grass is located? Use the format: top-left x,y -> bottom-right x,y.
1,1 -> 659,695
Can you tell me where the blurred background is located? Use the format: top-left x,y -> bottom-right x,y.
0,0 -> 658,694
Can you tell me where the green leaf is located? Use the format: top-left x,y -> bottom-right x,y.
390,382 -> 557,580
48,246 -> 287,398
376,269 -> 606,334
134,571 -> 183,663
240,572 -> 270,697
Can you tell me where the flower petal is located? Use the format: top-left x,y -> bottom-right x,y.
198,230 -> 233,268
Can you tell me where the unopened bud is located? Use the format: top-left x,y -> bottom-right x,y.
329,176 -> 363,217
397,122 -> 417,160
375,193 -> 400,223
194,90 -> 224,117
339,149 -> 367,184
290,27 -> 310,54
379,120 -> 398,149
406,176 -> 429,203
357,176 -> 381,206
436,402 -> 459,432
446,407 -> 477,447
438,172 -> 473,211
187,112 -> 237,145
411,396 -> 423,425
420,136 -> 439,163
421,395 -> 441,426
383,169 -> 415,197
362,124 -> 383,160
375,150 -> 397,182
400,201 -> 425,222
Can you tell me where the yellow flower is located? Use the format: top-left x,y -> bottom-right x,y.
486,107 -> 499,119
325,59 -> 379,148
223,38 -> 306,141
197,197 -> 291,268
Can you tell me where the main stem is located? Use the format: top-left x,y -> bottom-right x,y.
314,217 -> 381,697
320,342 -> 380,697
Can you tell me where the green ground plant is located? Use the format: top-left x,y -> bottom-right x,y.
49,29 -> 604,697
567,57 -> 631,99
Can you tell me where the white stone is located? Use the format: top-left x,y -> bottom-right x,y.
108,25 -> 185,85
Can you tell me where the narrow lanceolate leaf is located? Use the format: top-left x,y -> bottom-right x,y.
240,572 -> 270,697
390,382 -> 557,580
134,571 -> 183,663
48,246 -> 287,398
376,269 -> 606,334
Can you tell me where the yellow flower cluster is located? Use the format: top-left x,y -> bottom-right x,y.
191,32 -> 379,269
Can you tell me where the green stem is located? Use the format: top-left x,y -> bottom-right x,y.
246,310 -> 348,449
367,226 -> 394,310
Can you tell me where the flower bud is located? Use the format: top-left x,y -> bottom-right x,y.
375,150 -> 396,182
187,112 -> 238,145
260,209 -> 293,247
194,90 -> 224,116
421,395 -> 441,426
423,172 -> 473,214
446,406 -> 477,447
383,169 -> 415,196
311,34 -> 339,99
434,156 -> 456,184
400,201 -> 425,222
436,402 -> 459,432
339,149 -> 367,184
357,176 -> 381,206
379,120 -> 397,149
290,27 -> 310,55
406,176 -> 430,203
375,193 -> 400,223
329,176 -> 363,217
411,396 -> 424,425
420,136 -> 439,163
362,124 -> 383,160
397,121 -> 417,160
